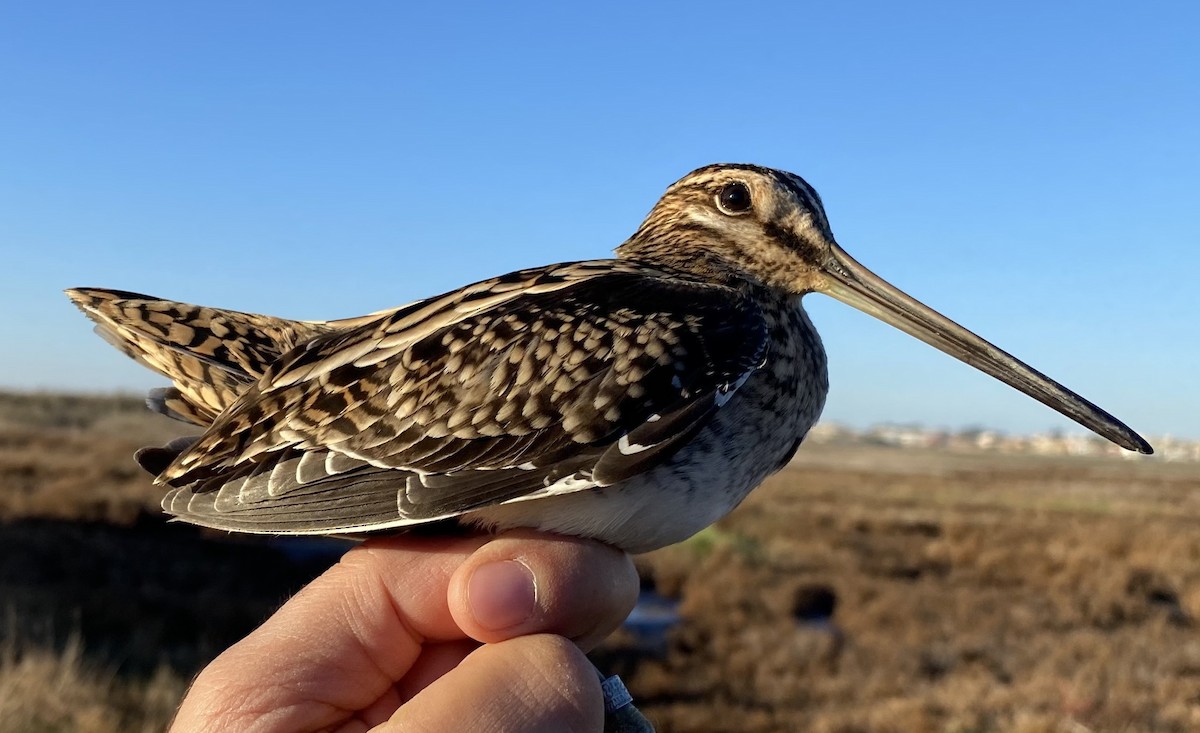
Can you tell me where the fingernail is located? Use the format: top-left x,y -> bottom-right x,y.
468,560 -> 537,631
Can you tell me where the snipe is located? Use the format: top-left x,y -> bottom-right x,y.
67,163 -> 1152,553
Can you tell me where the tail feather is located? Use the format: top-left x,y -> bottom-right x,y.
147,386 -> 222,425
135,435 -> 202,474
66,287 -> 331,426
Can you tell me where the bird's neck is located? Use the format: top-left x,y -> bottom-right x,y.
616,233 -> 760,292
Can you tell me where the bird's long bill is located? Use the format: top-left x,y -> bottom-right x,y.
819,244 -> 1153,454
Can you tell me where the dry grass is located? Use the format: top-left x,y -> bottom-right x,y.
2,391 -> 1198,732
617,446 -> 1200,732
0,631 -> 184,733
0,391 -> 191,525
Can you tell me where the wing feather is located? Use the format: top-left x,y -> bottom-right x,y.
154,262 -> 769,533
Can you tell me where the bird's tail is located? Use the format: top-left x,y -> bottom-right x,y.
65,287 -> 331,426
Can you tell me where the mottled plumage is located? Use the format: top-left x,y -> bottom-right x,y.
66,163 -> 1151,552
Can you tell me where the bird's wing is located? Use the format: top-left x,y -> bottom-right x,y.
155,261 -> 769,534
65,287 -> 333,425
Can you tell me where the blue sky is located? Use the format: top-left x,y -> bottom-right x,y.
2,2 -> 1196,441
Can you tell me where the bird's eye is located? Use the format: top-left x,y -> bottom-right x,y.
716,182 -> 752,214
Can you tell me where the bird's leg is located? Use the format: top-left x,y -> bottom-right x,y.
596,664 -> 655,733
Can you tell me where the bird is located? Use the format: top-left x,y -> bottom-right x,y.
66,163 -> 1153,554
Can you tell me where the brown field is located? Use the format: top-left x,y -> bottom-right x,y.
2,391 -> 1198,732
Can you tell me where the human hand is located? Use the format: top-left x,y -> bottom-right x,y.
170,530 -> 640,732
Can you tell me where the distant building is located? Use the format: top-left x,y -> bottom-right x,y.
807,422 -> 1192,462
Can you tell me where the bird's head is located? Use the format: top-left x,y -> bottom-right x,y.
618,163 -> 839,294
619,163 -> 1152,454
